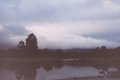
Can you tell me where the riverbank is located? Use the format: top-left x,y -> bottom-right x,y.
67,78 -> 120,80
54,78 -> 120,80
68,78 -> 120,80
53,76 -> 120,80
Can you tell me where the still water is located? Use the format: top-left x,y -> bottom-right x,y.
0,66 -> 103,80
2,65 -> 118,80
0,58 -> 119,80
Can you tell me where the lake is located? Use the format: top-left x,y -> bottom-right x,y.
0,65 -> 119,80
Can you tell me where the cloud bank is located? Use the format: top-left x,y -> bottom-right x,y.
0,0 -> 120,49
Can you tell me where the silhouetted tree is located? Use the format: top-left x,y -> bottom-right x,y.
101,46 -> 106,50
26,33 -> 38,50
17,41 -> 25,50
95,47 -> 100,50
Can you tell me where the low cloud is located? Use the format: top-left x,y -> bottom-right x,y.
27,24 -> 119,49
38,35 -> 119,49
0,24 -> 28,48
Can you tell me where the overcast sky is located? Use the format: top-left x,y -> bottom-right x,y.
0,0 -> 120,49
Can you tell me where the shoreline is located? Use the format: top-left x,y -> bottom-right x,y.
53,76 -> 120,80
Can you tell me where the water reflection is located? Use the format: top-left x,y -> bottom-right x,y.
0,66 -> 101,80
0,59 -> 120,80
0,68 -> 16,80
37,66 -> 101,80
